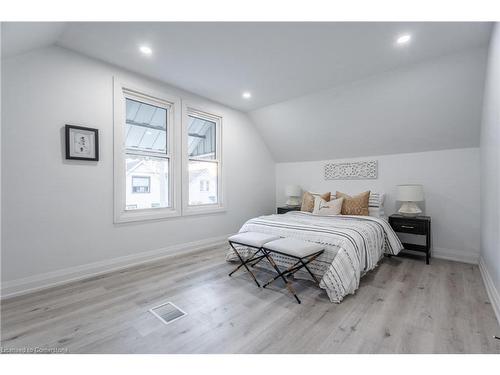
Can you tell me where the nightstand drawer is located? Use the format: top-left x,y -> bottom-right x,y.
390,219 -> 427,234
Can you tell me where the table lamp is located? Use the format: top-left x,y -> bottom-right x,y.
397,184 -> 424,216
285,185 -> 302,206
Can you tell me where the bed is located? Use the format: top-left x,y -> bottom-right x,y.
226,211 -> 403,303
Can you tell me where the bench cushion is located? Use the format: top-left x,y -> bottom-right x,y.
228,232 -> 280,248
264,238 -> 324,258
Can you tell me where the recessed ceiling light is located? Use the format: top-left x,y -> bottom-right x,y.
139,45 -> 153,56
242,91 -> 252,99
396,34 -> 411,45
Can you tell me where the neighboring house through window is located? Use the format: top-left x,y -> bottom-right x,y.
200,180 -> 210,192
132,176 -> 151,193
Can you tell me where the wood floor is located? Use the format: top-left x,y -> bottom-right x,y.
1,246 -> 499,354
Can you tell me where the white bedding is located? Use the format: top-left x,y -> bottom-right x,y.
226,211 -> 403,303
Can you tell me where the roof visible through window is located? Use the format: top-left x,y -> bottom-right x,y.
125,98 -> 167,153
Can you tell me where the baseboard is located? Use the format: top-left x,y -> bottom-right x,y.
432,247 -> 479,265
1,234 -> 231,300
479,256 -> 500,326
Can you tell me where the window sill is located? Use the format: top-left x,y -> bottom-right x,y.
114,207 -> 181,224
182,205 -> 226,216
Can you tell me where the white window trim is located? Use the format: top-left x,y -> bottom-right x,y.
182,102 -> 225,216
113,77 -> 182,223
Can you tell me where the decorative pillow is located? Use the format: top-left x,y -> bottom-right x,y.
313,196 -> 344,216
336,191 -> 370,216
368,192 -> 385,208
368,207 -> 386,218
331,192 -> 385,208
301,191 -> 331,212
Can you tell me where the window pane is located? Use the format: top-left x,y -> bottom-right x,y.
125,98 -> 167,154
188,161 -> 218,205
126,155 -> 169,210
187,115 -> 216,160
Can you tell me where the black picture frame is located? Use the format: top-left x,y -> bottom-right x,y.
65,124 -> 99,161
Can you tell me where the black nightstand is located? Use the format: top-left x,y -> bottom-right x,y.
277,206 -> 301,214
389,214 -> 432,264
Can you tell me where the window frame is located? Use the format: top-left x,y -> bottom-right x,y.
182,103 -> 224,215
113,78 -> 181,223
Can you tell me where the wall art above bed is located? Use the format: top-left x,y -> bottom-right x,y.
324,160 -> 378,180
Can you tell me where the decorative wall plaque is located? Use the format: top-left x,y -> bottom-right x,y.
324,160 -> 378,180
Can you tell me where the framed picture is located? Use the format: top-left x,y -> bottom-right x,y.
65,125 -> 99,161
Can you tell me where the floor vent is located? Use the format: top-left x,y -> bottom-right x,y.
149,302 -> 187,325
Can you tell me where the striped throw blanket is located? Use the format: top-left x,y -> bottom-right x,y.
226,211 -> 403,303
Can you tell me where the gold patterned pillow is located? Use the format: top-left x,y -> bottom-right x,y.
336,191 -> 370,216
301,191 -> 331,212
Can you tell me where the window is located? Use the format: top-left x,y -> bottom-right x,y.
114,79 -> 181,223
124,97 -> 170,211
182,105 -> 223,214
114,80 -> 223,222
132,176 -> 150,193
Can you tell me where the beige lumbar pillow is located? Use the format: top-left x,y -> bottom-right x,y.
301,191 -> 331,212
313,196 -> 344,216
336,191 -> 370,216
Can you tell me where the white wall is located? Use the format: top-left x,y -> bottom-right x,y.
250,48 -> 487,162
479,23 -> 500,321
276,148 -> 480,263
1,46 -> 275,289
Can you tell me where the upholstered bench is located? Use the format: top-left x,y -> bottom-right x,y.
261,238 -> 324,304
227,232 -> 280,287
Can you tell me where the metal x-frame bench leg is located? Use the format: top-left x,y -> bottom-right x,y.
228,241 -> 267,288
261,249 -> 324,304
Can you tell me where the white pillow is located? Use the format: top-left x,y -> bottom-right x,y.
368,192 -> 385,208
368,206 -> 386,218
313,196 -> 344,216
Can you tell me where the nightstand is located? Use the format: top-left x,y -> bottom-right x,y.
277,206 -> 301,214
389,214 -> 432,264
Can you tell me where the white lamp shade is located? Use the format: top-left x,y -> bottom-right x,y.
285,185 -> 302,197
397,184 -> 424,202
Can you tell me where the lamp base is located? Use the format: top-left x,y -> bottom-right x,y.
398,202 -> 422,217
286,197 -> 301,206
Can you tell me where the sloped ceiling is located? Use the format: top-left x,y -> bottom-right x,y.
250,47 -> 488,162
2,22 -> 488,112
54,22 -> 491,112
1,22 -> 492,161
1,22 -> 66,58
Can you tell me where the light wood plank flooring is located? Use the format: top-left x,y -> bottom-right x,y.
1,246 -> 499,353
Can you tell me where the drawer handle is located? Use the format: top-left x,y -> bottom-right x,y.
401,225 -> 415,229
